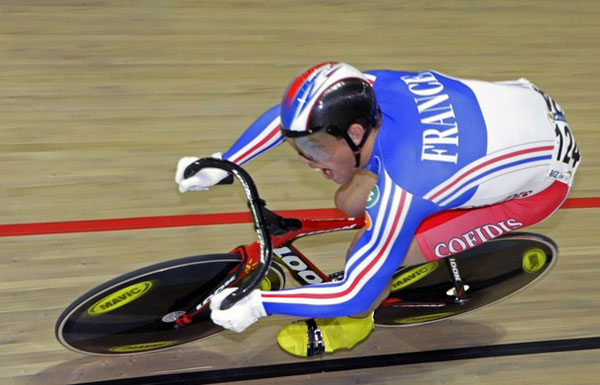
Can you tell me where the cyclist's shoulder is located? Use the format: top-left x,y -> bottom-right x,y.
364,68 -> 469,85
364,69 -> 427,92
366,121 -> 468,199
365,69 -> 497,106
364,70 -> 489,196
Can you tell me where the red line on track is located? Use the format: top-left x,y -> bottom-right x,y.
0,198 -> 597,237
0,208 -> 347,237
560,197 -> 600,209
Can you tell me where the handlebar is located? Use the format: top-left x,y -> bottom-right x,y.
184,158 -> 272,310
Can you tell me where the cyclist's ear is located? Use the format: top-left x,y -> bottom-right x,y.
347,123 -> 366,146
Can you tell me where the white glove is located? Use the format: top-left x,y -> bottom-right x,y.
175,153 -> 229,193
210,288 -> 267,333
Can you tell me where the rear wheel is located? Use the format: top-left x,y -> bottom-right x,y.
375,232 -> 557,326
56,253 -> 243,355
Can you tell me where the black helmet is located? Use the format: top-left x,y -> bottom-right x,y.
280,62 -> 380,166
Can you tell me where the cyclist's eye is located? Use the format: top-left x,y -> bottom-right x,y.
299,151 -> 316,163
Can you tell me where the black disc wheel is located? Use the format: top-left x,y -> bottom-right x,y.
375,233 -> 557,326
56,253 -> 243,355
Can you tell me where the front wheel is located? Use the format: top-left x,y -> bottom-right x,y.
56,253 -> 244,355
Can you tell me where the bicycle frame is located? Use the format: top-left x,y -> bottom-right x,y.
234,213 -> 365,287
174,207 -> 365,327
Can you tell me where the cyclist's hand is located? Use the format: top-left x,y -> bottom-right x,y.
210,288 -> 267,333
175,153 -> 229,193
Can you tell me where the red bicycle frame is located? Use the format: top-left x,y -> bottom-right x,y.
234,215 -> 365,285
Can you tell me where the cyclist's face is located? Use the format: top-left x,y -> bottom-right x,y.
287,132 -> 356,185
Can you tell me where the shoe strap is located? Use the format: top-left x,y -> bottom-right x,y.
306,319 -> 325,357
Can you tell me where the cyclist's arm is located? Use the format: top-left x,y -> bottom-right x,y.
222,104 -> 285,165
261,175 -> 438,318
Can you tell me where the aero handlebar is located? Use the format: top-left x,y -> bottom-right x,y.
183,158 -> 272,310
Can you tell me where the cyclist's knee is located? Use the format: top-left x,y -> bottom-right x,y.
334,173 -> 376,217
335,188 -> 364,217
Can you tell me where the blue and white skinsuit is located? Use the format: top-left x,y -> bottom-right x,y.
220,70 -> 579,318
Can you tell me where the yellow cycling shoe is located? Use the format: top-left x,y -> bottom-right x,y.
276,314 -> 374,357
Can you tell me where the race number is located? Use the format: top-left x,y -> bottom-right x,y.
548,120 -> 580,185
554,123 -> 581,169
533,86 -> 579,184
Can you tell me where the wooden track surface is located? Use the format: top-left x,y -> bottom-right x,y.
1,1 -> 599,384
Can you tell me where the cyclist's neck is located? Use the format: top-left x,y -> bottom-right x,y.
357,127 -> 378,169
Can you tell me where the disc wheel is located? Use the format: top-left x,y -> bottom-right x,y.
56,253 -> 243,355
375,233 -> 557,326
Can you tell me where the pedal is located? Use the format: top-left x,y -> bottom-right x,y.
446,285 -> 470,297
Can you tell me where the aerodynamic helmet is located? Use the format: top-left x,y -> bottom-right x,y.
280,62 -> 380,166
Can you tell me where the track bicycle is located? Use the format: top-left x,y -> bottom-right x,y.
56,159 -> 558,355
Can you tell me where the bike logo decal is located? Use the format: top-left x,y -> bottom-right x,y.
273,247 -> 323,285
394,312 -> 454,325
522,248 -> 547,273
87,281 -> 154,315
448,258 -> 462,282
108,340 -> 176,353
366,185 -> 380,209
391,262 -> 439,292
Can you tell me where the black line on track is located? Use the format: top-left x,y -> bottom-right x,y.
76,336 -> 600,385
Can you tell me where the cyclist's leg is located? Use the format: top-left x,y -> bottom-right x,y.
411,180 -> 572,264
277,227 -> 377,357
350,282 -> 392,318
407,85 -> 579,265
278,208 -> 380,357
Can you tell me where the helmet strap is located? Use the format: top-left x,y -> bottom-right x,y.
341,125 -> 372,168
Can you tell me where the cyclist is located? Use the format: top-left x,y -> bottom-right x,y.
175,62 -> 580,357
